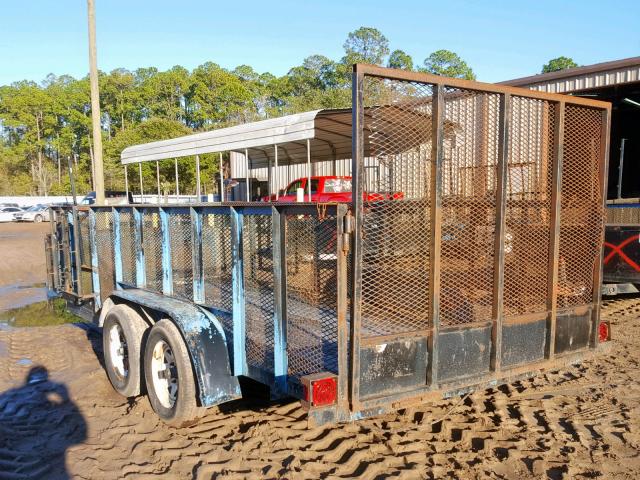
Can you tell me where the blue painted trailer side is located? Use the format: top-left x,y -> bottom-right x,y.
110,288 -> 242,407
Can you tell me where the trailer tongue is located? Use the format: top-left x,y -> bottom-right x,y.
46,64 -> 611,426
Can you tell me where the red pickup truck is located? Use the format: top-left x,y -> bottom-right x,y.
263,176 -> 403,203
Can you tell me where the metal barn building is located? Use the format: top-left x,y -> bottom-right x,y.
502,56 -> 640,200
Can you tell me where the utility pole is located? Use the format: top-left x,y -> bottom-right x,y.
87,0 -> 105,204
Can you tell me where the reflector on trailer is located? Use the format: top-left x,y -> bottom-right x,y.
301,373 -> 338,408
598,322 -> 610,342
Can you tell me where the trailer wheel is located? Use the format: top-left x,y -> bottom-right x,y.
103,304 -> 148,397
144,319 -> 201,427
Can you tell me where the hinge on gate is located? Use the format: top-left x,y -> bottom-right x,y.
342,211 -> 354,254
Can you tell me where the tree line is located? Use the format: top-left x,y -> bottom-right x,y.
0,26 -> 576,197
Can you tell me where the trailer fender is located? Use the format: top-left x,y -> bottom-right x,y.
108,288 -> 241,407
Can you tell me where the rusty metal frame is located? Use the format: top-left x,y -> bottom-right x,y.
546,101 -> 564,358
427,84 -> 444,387
590,107 -> 612,346
349,63 -> 611,414
491,93 -> 511,372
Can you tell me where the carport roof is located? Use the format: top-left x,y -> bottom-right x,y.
121,109 -> 353,167
120,105 -> 439,168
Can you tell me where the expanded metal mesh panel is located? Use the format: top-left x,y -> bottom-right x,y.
360,77 -> 433,337
142,210 -> 163,293
503,97 -> 555,317
95,211 -> 115,302
558,105 -> 604,308
76,211 -> 93,296
440,89 -> 499,327
170,213 -> 193,301
243,214 -> 275,374
119,211 -> 137,286
202,213 -> 233,314
286,213 -> 339,377
607,206 -> 640,224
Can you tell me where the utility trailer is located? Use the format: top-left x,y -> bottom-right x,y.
45,65 -> 611,426
602,200 -> 640,295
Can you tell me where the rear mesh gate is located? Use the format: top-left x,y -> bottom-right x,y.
351,65 -> 609,408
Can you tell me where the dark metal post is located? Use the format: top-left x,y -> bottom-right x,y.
349,65 -> 364,409
617,138 -> 626,199
490,93 -> 511,373
546,101 -> 565,359
427,84 -> 444,386
336,204 -> 349,411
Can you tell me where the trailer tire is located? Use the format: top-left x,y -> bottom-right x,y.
144,319 -> 201,427
103,304 -> 148,397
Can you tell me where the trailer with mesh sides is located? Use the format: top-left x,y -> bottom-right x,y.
45,64 -> 611,426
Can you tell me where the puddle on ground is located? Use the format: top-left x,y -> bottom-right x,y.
0,283 -> 48,312
0,298 -> 83,328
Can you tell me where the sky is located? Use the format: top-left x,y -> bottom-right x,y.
0,0 -> 638,86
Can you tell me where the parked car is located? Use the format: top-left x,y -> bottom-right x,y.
81,191 -> 133,205
13,204 -> 50,223
0,206 -> 24,222
262,176 -> 404,203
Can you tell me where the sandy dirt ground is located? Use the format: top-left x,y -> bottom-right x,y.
0,297 -> 638,479
0,222 -> 50,312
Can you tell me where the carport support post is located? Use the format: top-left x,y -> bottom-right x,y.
156,161 -> 161,203
174,158 -> 180,197
138,163 -> 144,202
195,154 -> 201,200
274,145 -> 279,200
231,207 -> 247,376
124,165 -> 129,202
546,101 -> 565,359
272,206 -> 288,395
219,153 -> 224,202
427,84 -> 444,387
306,138 -> 312,202
490,93 -> 511,373
244,149 -> 250,201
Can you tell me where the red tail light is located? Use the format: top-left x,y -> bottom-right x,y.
598,322 -> 610,342
301,373 -> 337,408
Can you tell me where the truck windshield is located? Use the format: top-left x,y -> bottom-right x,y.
285,180 -> 303,195
324,179 -> 352,193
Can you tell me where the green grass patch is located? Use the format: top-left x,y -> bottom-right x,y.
0,299 -> 83,327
